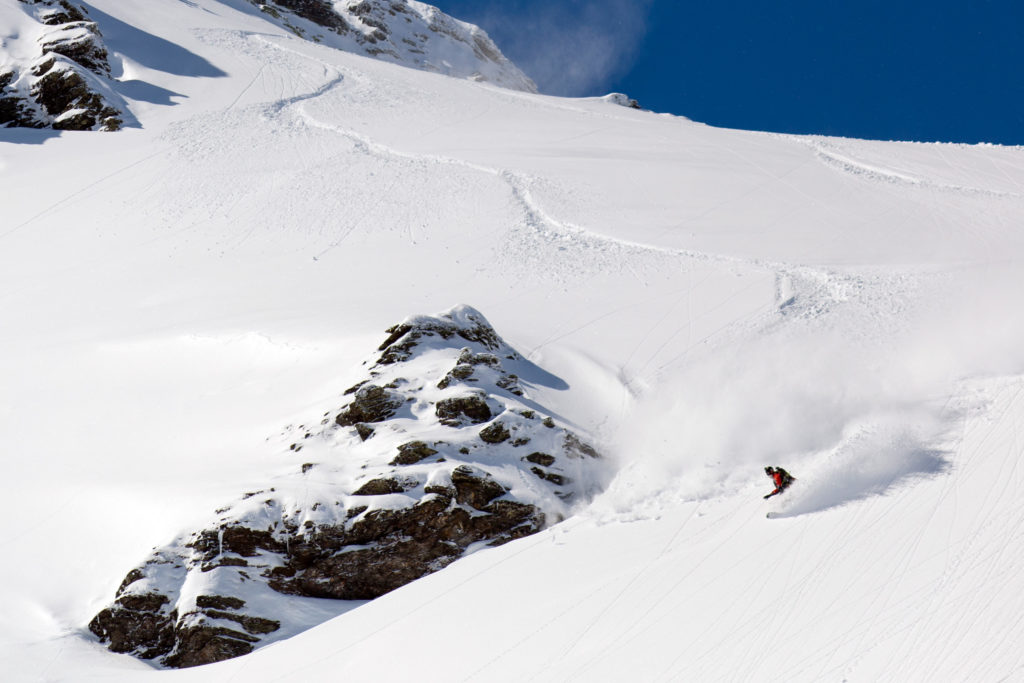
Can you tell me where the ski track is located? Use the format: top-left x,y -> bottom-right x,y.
185,29 -> 937,390
235,32 -> 930,387
807,140 -> 1024,199
6,12 -> 1024,682
280,41 -> 970,660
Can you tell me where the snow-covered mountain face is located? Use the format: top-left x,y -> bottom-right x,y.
88,305 -> 603,667
0,0 -> 533,132
3,0 -> 1024,680
243,0 -> 536,92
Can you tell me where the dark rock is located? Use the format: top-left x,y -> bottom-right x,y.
162,625 -> 258,668
496,373 -> 523,396
116,567 -> 145,594
436,393 -> 491,426
542,417 -> 555,428
524,452 -> 556,467
354,423 -> 375,441
195,595 -> 245,611
479,421 -> 510,444
390,440 -> 438,465
88,600 -> 175,658
33,66 -> 89,115
39,2 -> 87,25
0,70 -> 38,128
40,33 -> 110,75
424,484 -> 456,497
352,476 -> 414,496
267,489 -> 543,601
31,64 -> 121,131
190,526 -> 282,560
483,499 -> 544,537
200,556 -> 249,572
3,2 -> 125,131
335,384 -> 403,426
436,363 -> 474,389
116,593 -> 169,612
201,610 -> 280,635
263,0 -> 350,33
451,466 -> 506,509
376,323 -> 417,364
530,467 -> 568,486
343,380 -> 367,395
457,348 -> 500,366
377,312 -> 504,366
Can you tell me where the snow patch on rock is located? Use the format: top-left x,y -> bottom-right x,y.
242,0 -> 536,91
0,0 -> 125,130
88,304 -> 606,668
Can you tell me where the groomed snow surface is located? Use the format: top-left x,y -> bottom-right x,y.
3,0 -> 1024,680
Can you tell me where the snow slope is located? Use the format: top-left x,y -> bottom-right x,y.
2,0 -> 1024,680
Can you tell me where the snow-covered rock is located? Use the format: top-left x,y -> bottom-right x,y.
602,92 -> 641,109
0,0 -> 124,130
88,305 -> 602,668
241,0 -> 536,91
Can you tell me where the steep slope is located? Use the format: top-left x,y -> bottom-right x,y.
235,0 -> 535,91
1,0 -> 1023,681
184,374 -> 1024,683
1,0 -> 532,131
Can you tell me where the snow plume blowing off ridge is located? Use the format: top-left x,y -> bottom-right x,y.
453,0 -> 654,96
594,267 -> 1024,520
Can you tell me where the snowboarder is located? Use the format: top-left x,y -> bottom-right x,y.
763,466 -> 794,499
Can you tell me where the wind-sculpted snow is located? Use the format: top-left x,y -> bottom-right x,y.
89,305 -> 606,668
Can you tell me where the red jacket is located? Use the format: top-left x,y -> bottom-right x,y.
772,471 -> 784,488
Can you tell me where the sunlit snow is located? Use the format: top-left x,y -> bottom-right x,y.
2,0 -> 1024,680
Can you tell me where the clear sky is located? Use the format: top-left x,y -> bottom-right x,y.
431,0 -> 1024,145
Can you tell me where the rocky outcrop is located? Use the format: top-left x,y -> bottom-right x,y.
334,384 -> 404,426
0,1 -> 124,131
90,305 -> 603,668
244,0 -> 536,92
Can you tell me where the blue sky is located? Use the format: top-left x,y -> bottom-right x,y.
432,0 -> 1024,145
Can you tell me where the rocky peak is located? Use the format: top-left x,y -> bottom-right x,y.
89,305 -> 603,668
245,0 -> 536,91
1,0 -> 124,131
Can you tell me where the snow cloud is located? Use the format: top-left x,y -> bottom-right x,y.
595,264 -> 1024,519
466,0 -> 655,96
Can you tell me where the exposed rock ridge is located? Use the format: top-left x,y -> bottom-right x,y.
245,0 -> 536,92
89,305 -> 602,668
1,0 -> 124,131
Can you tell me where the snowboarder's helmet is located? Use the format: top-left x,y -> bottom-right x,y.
764,466 -> 773,474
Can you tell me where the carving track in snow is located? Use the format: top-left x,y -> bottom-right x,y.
4,7 -> 1024,681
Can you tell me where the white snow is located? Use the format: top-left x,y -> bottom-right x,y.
2,0 -> 1024,680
